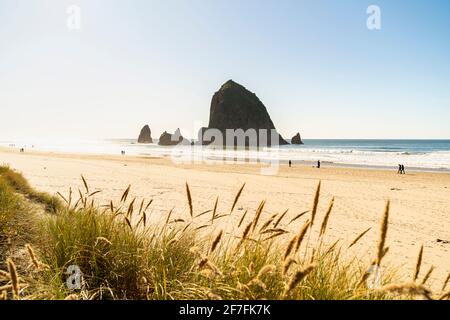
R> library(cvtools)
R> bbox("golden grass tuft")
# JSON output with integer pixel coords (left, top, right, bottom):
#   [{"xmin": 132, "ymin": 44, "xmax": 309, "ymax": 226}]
[
  {"xmin": 121, "ymin": 185, "xmax": 131, "ymax": 203},
  {"xmin": 230, "ymin": 183, "xmax": 245, "ymax": 214},
  {"xmin": 211, "ymin": 197, "xmax": 219, "ymax": 223},
  {"xmin": 81, "ymin": 175, "xmax": 89, "ymax": 194},
  {"xmin": 210, "ymin": 230, "xmax": 223, "ymax": 253},
  {"xmin": 294, "ymin": 220, "xmax": 311, "ymax": 253},
  {"xmin": 283, "ymin": 258, "xmax": 296, "ymax": 275},
  {"xmin": 251, "ymin": 200, "xmax": 266, "ymax": 232},
  {"xmin": 284, "ymin": 236, "xmax": 297, "ymax": 260},
  {"xmin": 288, "ymin": 210, "xmax": 308, "ymax": 225},
  {"xmin": 7, "ymin": 259, "xmax": 19, "ymax": 299},
  {"xmin": 348, "ymin": 227, "xmax": 371, "ymax": 249},
  {"xmin": 421, "ymin": 266, "xmax": 434, "ymax": 285},
  {"xmin": 413, "ymin": 245, "xmax": 424, "ymax": 282},
  {"xmin": 319, "ymin": 197, "xmax": 334, "ymax": 237},
  {"xmin": 283, "ymin": 264, "xmax": 316, "ymax": 298},
  {"xmin": 259, "ymin": 213, "xmax": 278, "ymax": 232},
  {"xmin": 185, "ymin": 183, "xmax": 193, "ymax": 218},
  {"xmin": 273, "ymin": 209, "xmax": 288, "ymax": 228},
  {"xmin": 375, "ymin": 201, "xmax": 390, "ymax": 266},
  {"xmin": 238, "ymin": 209, "xmax": 248, "ymax": 228},
  {"xmin": 241, "ymin": 221, "xmax": 253, "ymax": 240},
  {"xmin": 310, "ymin": 182, "xmax": 321, "ymax": 227},
  {"xmin": 256, "ymin": 265, "xmax": 276, "ymax": 279},
  {"xmin": 379, "ymin": 282, "xmax": 432, "ymax": 300},
  {"xmin": 25, "ymin": 244, "xmax": 41, "ymax": 270}
]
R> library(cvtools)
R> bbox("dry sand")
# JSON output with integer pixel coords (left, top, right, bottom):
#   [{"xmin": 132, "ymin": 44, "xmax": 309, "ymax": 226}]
[{"xmin": 1, "ymin": 147, "xmax": 449, "ymax": 290}]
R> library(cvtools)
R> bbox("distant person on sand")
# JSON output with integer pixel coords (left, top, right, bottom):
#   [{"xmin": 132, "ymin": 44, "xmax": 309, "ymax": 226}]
[
  {"xmin": 121, "ymin": 150, "xmax": 125, "ymax": 155},
  {"xmin": 398, "ymin": 164, "xmax": 406, "ymax": 174},
  {"xmin": 289, "ymin": 160, "xmax": 292, "ymax": 168},
  {"xmin": 317, "ymin": 160, "xmax": 321, "ymax": 169},
  {"xmin": 20, "ymin": 148, "xmax": 24, "ymax": 153}
]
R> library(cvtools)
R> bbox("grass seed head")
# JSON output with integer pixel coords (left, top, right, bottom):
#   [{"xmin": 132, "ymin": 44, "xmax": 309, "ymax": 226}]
[
  {"xmin": 7, "ymin": 259, "xmax": 19, "ymax": 299},
  {"xmin": 319, "ymin": 197, "xmax": 334, "ymax": 237},
  {"xmin": 210, "ymin": 230, "xmax": 223, "ymax": 253},
  {"xmin": 348, "ymin": 227, "xmax": 371, "ymax": 249},
  {"xmin": 230, "ymin": 183, "xmax": 245, "ymax": 214},
  {"xmin": 375, "ymin": 201, "xmax": 390, "ymax": 266},
  {"xmin": 283, "ymin": 264, "xmax": 316, "ymax": 298},
  {"xmin": 310, "ymin": 181, "xmax": 321, "ymax": 226},
  {"xmin": 413, "ymin": 245, "xmax": 424, "ymax": 282}
]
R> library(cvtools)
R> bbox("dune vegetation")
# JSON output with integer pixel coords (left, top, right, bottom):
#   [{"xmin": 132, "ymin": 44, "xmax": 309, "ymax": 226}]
[{"xmin": 0, "ymin": 165, "xmax": 449, "ymax": 300}]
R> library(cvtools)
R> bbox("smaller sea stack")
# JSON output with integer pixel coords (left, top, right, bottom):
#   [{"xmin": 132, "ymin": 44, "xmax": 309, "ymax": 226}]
[
  {"xmin": 138, "ymin": 125, "xmax": 153, "ymax": 143},
  {"xmin": 291, "ymin": 133, "xmax": 304, "ymax": 145}
]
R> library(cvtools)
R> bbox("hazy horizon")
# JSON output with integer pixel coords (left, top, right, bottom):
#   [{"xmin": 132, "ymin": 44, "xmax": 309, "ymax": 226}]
[{"xmin": 1, "ymin": 0, "xmax": 450, "ymax": 140}]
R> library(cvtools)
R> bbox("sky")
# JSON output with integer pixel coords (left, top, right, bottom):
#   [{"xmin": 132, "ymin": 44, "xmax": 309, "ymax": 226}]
[{"xmin": 0, "ymin": 0, "xmax": 449, "ymax": 140}]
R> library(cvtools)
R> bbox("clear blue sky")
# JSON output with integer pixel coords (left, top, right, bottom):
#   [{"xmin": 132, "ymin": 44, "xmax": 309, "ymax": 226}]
[{"xmin": 1, "ymin": 0, "xmax": 449, "ymax": 140}]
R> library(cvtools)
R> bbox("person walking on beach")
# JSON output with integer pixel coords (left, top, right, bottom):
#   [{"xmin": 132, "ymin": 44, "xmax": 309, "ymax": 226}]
[
  {"xmin": 401, "ymin": 164, "xmax": 406, "ymax": 174},
  {"xmin": 317, "ymin": 160, "xmax": 321, "ymax": 169},
  {"xmin": 397, "ymin": 164, "xmax": 402, "ymax": 174},
  {"xmin": 289, "ymin": 160, "xmax": 292, "ymax": 168}
]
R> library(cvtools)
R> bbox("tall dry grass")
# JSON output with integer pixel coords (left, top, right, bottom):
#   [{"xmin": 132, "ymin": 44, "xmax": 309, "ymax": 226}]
[
  {"xmin": 1, "ymin": 166, "xmax": 449, "ymax": 300},
  {"xmin": 0, "ymin": 165, "xmax": 61, "ymax": 213}
]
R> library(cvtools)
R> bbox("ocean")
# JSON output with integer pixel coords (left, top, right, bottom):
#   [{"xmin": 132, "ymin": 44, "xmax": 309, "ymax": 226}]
[{"xmin": 1, "ymin": 139, "xmax": 450, "ymax": 172}]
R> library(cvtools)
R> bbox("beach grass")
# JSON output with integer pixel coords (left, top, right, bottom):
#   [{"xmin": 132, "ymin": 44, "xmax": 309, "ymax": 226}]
[
  {"xmin": 0, "ymin": 166, "xmax": 62, "ymax": 213},
  {"xmin": 0, "ymin": 165, "xmax": 449, "ymax": 300}
]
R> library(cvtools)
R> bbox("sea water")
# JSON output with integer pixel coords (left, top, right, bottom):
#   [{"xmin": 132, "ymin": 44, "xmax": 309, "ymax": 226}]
[{"xmin": 1, "ymin": 139, "xmax": 450, "ymax": 172}]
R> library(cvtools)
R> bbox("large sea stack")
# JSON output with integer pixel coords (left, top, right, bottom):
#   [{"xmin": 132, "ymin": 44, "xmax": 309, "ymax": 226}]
[
  {"xmin": 202, "ymin": 80, "xmax": 288, "ymax": 147},
  {"xmin": 138, "ymin": 125, "xmax": 152, "ymax": 143}
]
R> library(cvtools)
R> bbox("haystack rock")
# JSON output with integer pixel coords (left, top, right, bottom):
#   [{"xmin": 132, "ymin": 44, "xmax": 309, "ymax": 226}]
[
  {"xmin": 202, "ymin": 80, "xmax": 288, "ymax": 147},
  {"xmin": 291, "ymin": 133, "xmax": 304, "ymax": 145},
  {"xmin": 138, "ymin": 125, "xmax": 152, "ymax": 143},
  {"xmin": 158, "ymin": 128, "xmax": 190, "ymax": 146}
]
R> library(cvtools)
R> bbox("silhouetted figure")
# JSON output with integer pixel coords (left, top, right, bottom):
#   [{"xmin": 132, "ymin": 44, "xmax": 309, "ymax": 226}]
[
  {"xmin": 20, "ymin": 148, "xmax": 24, "ymax": 153},
  {"xmin": 401, "ymin": 164, "xmax": 406, "ymax": 174},
  {"xmin": 317, "ymin": 160, "xmax": 321, "ymax": 169},
  {"xmin": 397, "ymin": 164, "xmax": 402, "ymax": 174},
  {"xmin": 121, "ymin": 150, "xmax": 125, "ymax": 155},
  {"xmin": 289, "ymin": 160, "xmax": 292, "ymax": 168}
]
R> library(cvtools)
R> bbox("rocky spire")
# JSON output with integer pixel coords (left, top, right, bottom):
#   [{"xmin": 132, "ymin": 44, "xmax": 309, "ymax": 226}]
[{"xmin": 138, "ymin": 125, "xmax": 152, "ymax": 143}]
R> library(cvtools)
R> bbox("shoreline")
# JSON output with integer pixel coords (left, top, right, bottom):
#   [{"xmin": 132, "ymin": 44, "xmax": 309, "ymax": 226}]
[{"xmin": 1, "ymin": 145, "xmax": 450, "ymax": 175}]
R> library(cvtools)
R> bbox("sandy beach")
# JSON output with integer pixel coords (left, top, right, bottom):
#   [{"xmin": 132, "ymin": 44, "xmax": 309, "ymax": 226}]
[{"xmin": 1, "ymin": 146, "xmax": 449, "ymax": 289}]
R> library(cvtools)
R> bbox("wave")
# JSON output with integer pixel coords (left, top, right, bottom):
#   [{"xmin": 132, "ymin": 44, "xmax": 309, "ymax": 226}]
[{"xmin": 2, "ymin": 140, "xmax": 450, "ymax": 170}]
